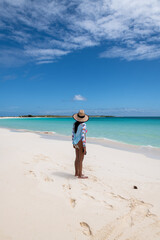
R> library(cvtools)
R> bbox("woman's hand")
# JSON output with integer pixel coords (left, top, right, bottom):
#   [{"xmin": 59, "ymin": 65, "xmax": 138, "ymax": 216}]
[{"xmin": 83, "ymin": 147, "xmax": 87, "ymax": 155}]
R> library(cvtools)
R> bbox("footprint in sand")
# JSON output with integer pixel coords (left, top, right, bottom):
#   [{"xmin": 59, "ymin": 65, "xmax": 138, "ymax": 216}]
[
  {"xmin": 70, "ymin": 198, "xmax": 76, "ymax": 208},
  {"xmin": 62, "ymin": 184, "xmax": 75, "ymax": 208},
  {"xmin": 84, "ymin": 193, "xmax": 113, "ymax": 209},
  {"xmin": 92, "ymin": 199, "xmax": 160, "ymax": 240},
  {"xmin": 25, "ymin": 170, "xmax": 36, "ymax": 177},
  {"xmin": 33, "ymin": 154, "xmax": 50, "ymax": 163},
  {"xmin": 80, "ymin": 222, "xmax": 92, "ymax": 236},
  {"xmin": 90, "ymin": 175, "xmax": 98, "ymax": 182},
  {"xmin": 103, "ymin": 201, "xmax": 114, "ymax": 209},
  {"xmin": 44, "ymin": 176, "xmax": 54, "ymax": 182},
  {"xmin": 29, "ymin": 170, "xmax": 36, "ymax": 175},
  {"xmin": 110, "ymin": 192, "xmax": 128, "ymax": 201},
  {"xmin": 40, "ymin": 173, "xmax": 54, "ymax": 182},
  {"xmin": 62, "ymin": 184, "xmax": 71, "ymax": 190},
  {"xmin": 84, "ymin": 193, "xmax": 95, "ymax": 200},
  {"xmin": 81, "ymin": 183, "xmax": 88, "ymax": 191}
]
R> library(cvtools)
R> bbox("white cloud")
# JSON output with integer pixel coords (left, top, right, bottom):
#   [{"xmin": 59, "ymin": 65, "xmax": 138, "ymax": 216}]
[
  {"xmin": 25, "ymin": 48, "xmax": 69, "ymax": 63},
  {"xmin": 0, "ymin": 49, "xmax": 26, "ymax": 67},
  {"xmin": 1, "ymin": 0, "xmax": 160, "ymax": 64},
  {"xmin": 36, "ymin": 60, "xmax": 54, "ymax": 65},
  {"xmin": 73, "ymin": 94, "xmax": 86, "ymax": 101},
  {"xmin": 100, "ymin": 43, "xmax": 160, "ymax": 60}
]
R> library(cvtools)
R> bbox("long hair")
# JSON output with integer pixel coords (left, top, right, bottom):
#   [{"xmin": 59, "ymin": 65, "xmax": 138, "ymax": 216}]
[{"xmin": 74, "ymin": 121, "xmax": 83, "ymax": 133}]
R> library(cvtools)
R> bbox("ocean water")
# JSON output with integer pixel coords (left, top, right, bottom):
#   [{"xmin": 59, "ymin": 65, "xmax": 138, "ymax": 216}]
[{"xmin": 0, "ymin": 117, "xmax": 160, "ymax": 148}]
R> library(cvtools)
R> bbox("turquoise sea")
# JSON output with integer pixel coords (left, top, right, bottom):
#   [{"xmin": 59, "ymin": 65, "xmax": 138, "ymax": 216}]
[{"xmin": 0, "ymin": 117, "xmax": 160, "ymax": 148}]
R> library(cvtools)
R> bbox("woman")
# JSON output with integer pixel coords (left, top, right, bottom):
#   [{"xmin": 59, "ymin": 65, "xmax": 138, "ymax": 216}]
[{"xmin": 72, "ymin": 110, "xmax": 89, "ymax": 179}]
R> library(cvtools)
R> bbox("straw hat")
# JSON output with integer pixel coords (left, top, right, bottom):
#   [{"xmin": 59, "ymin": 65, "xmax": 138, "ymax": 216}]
[{"xmin": 73, "ymin": 110, "xmax": 89, "ymax": 122}]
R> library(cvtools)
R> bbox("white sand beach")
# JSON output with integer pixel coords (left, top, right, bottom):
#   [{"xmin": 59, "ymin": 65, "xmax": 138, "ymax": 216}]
[
  {"xmin": 0, "ymin": 127, "xmax": 160, "ymax": 240},
  {"xmin": 0, "ymin": 117, "xmax": 20, "ymax": 119}
]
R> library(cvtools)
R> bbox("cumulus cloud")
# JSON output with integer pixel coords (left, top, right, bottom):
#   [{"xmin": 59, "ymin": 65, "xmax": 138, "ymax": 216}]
[
  {"xmin": 73, "ymin": 94, "xmax": 86, "ymax": 101},
  {"xmin": 1, "ymin": 0, "xmax": 160, "ymax": 65}
]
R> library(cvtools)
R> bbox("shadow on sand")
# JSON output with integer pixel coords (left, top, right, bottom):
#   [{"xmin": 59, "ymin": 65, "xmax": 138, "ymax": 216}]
[{"xmin": 52, "ymin": 171, "xmax": 76, "ymax": 179}]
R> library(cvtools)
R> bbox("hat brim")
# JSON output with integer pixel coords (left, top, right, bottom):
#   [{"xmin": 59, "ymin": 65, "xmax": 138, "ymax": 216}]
[{"xmin": 72, "ymin": 113, "xmax": 89, "ymax": 122}]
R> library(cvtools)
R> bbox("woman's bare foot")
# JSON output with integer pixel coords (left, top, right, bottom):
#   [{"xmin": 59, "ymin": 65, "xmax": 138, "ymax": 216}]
[
  {"xmin": 75, "ymin": 174, "xmax": 84, "ymax": 177},
  {"xmin": 78, "ymin": 175, "xmax": 88, "ymax": 179}
]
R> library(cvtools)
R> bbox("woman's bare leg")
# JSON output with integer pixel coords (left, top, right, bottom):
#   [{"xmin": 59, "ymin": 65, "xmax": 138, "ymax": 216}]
[
  {"xmin": 75, "ymin": 148, "xmax": 79, "ymax": 176},
  {"xmin": 78, "ymin": 141, "xmax": 88, "ymax": 178}
]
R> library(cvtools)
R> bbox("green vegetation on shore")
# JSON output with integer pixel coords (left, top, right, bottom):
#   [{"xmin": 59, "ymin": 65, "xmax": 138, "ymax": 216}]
[{"xmin": 19, "ymin": 114, "xmax": 115, "ymax": 118}]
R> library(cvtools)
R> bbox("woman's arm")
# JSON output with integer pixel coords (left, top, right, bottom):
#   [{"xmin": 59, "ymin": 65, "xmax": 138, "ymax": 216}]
[
  {"xmin": 72, "ymin": 124, "xmax": 74, "ymax": 146},
  {"xmin": 81, "ymin": 123, "xmax": 87, "ymax": 154}
]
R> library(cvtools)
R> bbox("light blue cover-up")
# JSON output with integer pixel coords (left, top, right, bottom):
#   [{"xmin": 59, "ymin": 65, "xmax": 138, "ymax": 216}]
[{"xmin": 72, "ymin": 123, "xmax": 87, "ymax": 147}]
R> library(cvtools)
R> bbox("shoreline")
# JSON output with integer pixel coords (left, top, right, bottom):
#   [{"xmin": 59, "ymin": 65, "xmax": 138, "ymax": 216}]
[
  {"xmin": 0, "ymin": 117, "xmax": 160, "ymax": 150},
  {"xmin": 0, "ymin": 116, "xmax": 160, "ymax": 119},
  {"xmin": 0, "ymin": 116, "xmax": 115, "ymax": 119},
  {"xmin": 1, "ymin": 126, "xmax": 160, "ymax": 160}
]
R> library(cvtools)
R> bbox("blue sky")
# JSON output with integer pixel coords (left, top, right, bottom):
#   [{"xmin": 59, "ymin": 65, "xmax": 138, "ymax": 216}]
[{"xmin": 0, "ymin": 0, "xmax": 160, "ymax": 116}]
